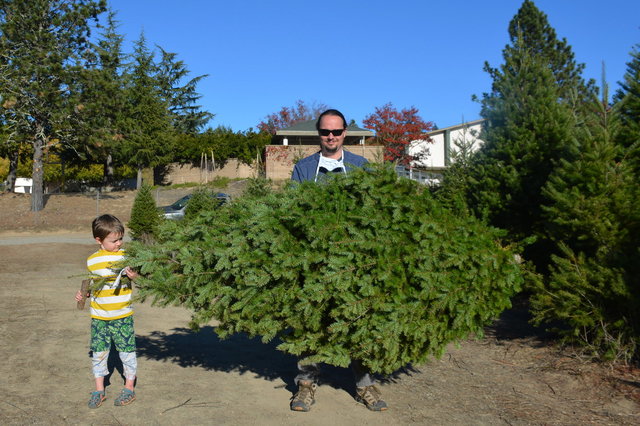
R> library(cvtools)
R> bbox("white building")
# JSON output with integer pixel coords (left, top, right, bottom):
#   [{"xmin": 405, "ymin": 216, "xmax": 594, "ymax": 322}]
[
  {"xmin": 13, "ymin": 177, "xmax": 33, "ymax": 193},
  {"xmin": 397, "ymin": 119, "xmax": 485, "ymax": 185}
]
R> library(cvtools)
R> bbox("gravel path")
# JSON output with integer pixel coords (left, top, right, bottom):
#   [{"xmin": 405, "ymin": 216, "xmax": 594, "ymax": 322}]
[{"xmin": 0, "ymin": 231, "xmax": 130, "ymax": 245}]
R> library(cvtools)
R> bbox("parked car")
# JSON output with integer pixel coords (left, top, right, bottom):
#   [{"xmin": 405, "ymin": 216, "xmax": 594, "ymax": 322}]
[{"xmin": 160, "ymin": 192, "xmax": 231, "ymax": 220}]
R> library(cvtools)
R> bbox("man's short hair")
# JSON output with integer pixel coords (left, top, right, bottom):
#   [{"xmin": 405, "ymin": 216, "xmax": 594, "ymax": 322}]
[
  {"xmin": 316, "ymin": 109, "xmax": 347, "ymax": 131},
  {"xmin": 92, "ymin": 214, "xmax": 125, "ymax": 240}
]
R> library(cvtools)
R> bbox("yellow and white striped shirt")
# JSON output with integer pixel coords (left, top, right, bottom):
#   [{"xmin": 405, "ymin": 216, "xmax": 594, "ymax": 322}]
[{"xmin": 86, "ymin": 249, "xmax": 133, "ymax": 320}]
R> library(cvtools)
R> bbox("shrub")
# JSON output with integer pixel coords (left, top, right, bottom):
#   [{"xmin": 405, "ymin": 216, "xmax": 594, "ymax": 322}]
[
  {"xmin": 206, "ymin": 176, "xmax": 231, "ymax": 189},
  {"xmin": 128, "ymin": 184, "xmax": 161, "ymax": 244},
  {"xmin": 531, "ymin": 245, "xmax": 639, "ymax": 362},
  {"xmin": 242, "ymin": 176, "xmax": 272, "ymax": 198},
  {"xmin": 183, "ymin": 187, "xmax": 226, "ymax": 220}
]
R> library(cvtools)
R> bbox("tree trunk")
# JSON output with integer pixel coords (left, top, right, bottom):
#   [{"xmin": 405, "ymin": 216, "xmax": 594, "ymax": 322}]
[
  {"xmin": 7, "ymin": 150, "xmax": 19, "ymax": 192},
  {"xmin": 136, "ymin": 166, "xmax": 143, "ymax": 189},
  {"xmin": 31, "ymin": 134, "xmax": 45, "ymax": 212},
  {"xmin": 103, "ymin": 153, "xmax": 114, "ymax": 186}
]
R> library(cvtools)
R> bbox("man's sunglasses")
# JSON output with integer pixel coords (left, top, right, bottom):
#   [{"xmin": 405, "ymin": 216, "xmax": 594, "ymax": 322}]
[{"xmin": 318, "ymin": 128, "xmax": 345, "ymax": 137}]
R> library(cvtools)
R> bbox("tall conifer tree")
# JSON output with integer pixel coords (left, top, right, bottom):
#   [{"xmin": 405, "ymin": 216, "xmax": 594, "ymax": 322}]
[
  {"xmin": 613, "ymin": 43, "xmax": 640, "ymax": 172},
  {"xmin": 0, "ymin": 111, "xmax": 23, "ymax": 191},
  {"xmin": 504, "ymin": 0, "xmax": 594, "ymax": 107},
  {"xmin": 532, "ymin": 82, "xmax": 640, "ymax": 361},
  {"xmin": 73, "ymin": 9, "xmax": 127, "ymax": 185},
  {"xmin": 122, "ymin": 32, "xmax": 172, "ymax": 188},
  {"xmin": 458, "ymin": 1, "xmax": 592, "ymax": 264},
  {"xmin": 470, "ymin": 44, "xmax": 575, "ymax": 247},
  {"xmin": 0, "ymin": 0, "xmax": 106, "ymax": 211},
  {"xmin": 156, "ymin": 46, "xmax": 213, "ymax": 134}
]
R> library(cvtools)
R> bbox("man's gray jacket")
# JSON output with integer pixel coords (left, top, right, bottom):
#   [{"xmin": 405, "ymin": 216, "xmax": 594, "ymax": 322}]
[{"xmin": 291, "ymin": 150, "xmax": 368, "ymax": 183}]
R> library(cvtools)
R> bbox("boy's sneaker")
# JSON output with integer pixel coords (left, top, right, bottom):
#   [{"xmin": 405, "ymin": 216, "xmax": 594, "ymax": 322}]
[
  {"xmin": 88, "ymin": 390, "xmax": 106, "ymax": 409},
  {"xmin": 356, "ymin": 385, "xmax": 388, "ymax": 411},
  {"xmin": 114, "ymin": 388, "xmax": 136, "ymax": 406},
  {"xmin": 290, "ymin": 380, "xmax": 317, "ymax": 412}
]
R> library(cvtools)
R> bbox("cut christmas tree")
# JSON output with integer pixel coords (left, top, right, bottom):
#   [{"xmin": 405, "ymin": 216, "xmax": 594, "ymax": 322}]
[{"xmin": 127, "ymin": 166, "xmax": 523, "ymax": 374}]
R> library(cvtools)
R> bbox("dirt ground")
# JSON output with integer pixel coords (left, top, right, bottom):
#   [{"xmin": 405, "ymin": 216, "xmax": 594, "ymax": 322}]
[{"xmin": 0, "ymin": 187, "xmax": 639, "ymax": 425}]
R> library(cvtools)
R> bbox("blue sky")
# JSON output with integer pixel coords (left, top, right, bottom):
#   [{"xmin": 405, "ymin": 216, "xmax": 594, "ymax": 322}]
[{"xmin": 106, "ymin": 0, "xmax": 639, "ymax": 131}]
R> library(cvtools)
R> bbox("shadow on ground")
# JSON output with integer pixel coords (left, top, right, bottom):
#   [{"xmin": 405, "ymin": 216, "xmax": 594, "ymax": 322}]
[
  {"xmin": 485, "ymin": 294, "xmax": 556, "ymax": 346},
  {"xmin": 135, "ymin": 326, "xmax": 364, "ymax": 395},
  {"xmin": 133, "ymin": 296, "xmax": 560, "ymax": 397}
]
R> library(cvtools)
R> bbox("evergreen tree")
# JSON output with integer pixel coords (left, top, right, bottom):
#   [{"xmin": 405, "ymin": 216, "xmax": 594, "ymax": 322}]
[
  {"xmin": 242, "ymin": 176, "xmax": 272, "ymax": 198},
  {"xmin": 121, "ymin": 32, "xmax": 172, "ymax": 188},
  {"xmin": 73, "ymin": 9, "xmax": 127, "ymax": 185},
  {"xmin": 0, "ymin": 0, "xmax": 107, "ymax": 211},
  {"xmin": 455, "ymin": 1, "xmax": 595, "ymax": 266},
  {"xmin": 503, "ymin": 0, "xmax": 594, "ymax": 107},
  {"xmin": 469, "ymin": 45, "xmax": 575, "ymax": 250},
  {"xmin": 128, "ymin": 183, "xmax": 161, "ymax": 244},
  {"xmin": 0, "ymin": 111, "xmax": 22, "ymax": 191},
  {"xmin": 532, "ymin": 84, "xmax": 640, "ymax": 361},
  {"xmin": 183, "ymin": 187, "xmax": 224, "ymax": 221},
  {"xmin": 173, "ymin": 126, "xmax": 271, "ymax": 169},
  {"xmin": 173, "ymin": 125, "xmax": 235, "ymax": 166},
  {"xmin": 156, "ymin": 46, "xmax": 213, "ymax": 134},
  {"xmin": 613, "ymin": 43, "xmax": 640, "ymax": 172},
  {"xmin": 232, "ymin": 127, "xmax": 272, "ymax": 166}
]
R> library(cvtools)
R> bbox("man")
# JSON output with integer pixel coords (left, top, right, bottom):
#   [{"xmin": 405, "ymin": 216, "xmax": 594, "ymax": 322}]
[
  {"xmin": 289, "ymin": 109, "xmax": 388, "ymax": 412},
  {"xmin": 291, "ymin": 109, "xmax": 368, "ymax": 183}
]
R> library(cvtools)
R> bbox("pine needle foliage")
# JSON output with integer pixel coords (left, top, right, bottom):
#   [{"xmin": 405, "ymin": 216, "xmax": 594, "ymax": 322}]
[
  {"xmin": 183, "ymin": 187, "xmax": 224, "ymax": 221},
  {"xmin": 242, "ymin": 176, "xmax": 273, "ymax": 198},
  {"xmin": 471, "ymin": 43, "xmax": 575, "ymax": 246},
  {"xmin": 505, "ymin": 0, "xmax": 594, "ymax": 106},
  {"xmin": 531, "ymin": 87, "xmax": 640, "ymax": 361},
  {"xmin": 613, "ymin": 42, "xmax": 640, "ymax": 174},
  {"xmin": 128, "ymin": 184, "xmax": 161, "ymax": 244},
  {"xmin": 127, "ymin": 165, "xmax": 523, "ymax": 374},
  {"xmin": 459, "ymin": 0, "xmax": 595, "ymax": 266}
]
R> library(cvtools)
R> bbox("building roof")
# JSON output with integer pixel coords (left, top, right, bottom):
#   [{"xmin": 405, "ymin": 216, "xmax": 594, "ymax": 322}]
[
  {"xmin": 276, "ymin": 119, "xmax": 374, "ymax": 137},
  {"xmin": 427, "ymin": 119, "xmax": 485, "ymax": 136}
]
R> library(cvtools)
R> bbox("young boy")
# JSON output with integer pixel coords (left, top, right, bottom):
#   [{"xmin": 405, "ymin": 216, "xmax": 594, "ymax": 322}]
[{"xmin": 75, "ymin": 214, "xmax": 139, "ymax": 409}]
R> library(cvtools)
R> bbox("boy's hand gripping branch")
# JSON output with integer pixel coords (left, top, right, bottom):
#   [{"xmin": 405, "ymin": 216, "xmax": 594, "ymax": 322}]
[{"xmin": 77, "ymin": 279, "xmax": 91, "ymax": 310}]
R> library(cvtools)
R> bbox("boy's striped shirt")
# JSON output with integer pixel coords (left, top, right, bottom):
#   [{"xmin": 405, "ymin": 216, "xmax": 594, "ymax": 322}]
[{"xmin": 86, "ymin": 249, "xmax": 133, "ymax": 320}]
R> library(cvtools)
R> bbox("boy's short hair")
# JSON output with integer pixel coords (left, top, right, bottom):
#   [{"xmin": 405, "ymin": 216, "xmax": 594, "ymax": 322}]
[{"xmin": 92, "ymin": 214, "xmax": 125, "ymax": 240}]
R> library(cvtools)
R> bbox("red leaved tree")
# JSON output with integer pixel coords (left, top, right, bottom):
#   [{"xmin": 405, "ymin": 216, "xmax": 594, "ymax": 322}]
[
  {"xmin": 363, "ymin": 103, "xmax": 433, "ymax": 165},
  {"xmin": 257, "ymin": 100, "xmax": 329, "ymax": 134}
]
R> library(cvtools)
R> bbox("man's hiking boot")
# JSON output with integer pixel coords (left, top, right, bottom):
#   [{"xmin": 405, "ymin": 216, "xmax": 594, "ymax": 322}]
[
  {"xmin": 356, "ymin": 385, "xmax": 388, "ymax": 411},
  {"xmin": 290, "ymin": 380, "xmax": 317, "ymax": 412}
]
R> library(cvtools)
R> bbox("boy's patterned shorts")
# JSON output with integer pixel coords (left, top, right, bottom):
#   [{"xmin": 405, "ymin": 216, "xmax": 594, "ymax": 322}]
[{"xmin": 90, "ymin": 316, "xmax": 136, "ymax": 352}]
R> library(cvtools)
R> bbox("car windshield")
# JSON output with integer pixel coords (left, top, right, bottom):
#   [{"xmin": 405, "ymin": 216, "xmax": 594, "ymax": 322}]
[{"xmin": 170, "ymin": 195, "xmax": 191, "ymax": 210}]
